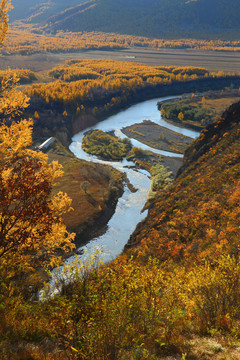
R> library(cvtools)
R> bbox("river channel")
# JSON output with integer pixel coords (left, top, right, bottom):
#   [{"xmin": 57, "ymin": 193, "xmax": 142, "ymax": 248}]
[{"xmin": 65, "ymin": 96, "xmax": 200, "ymax": 266}]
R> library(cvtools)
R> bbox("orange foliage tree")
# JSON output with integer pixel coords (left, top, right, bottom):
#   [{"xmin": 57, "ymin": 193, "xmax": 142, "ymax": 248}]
[
  {"xmin": 0, "ymin": 2, "xmax": 75, "ymax": 295},
  {"xmin": 0, "ymin": 0, "xmax": 11, "ymax": 48},
  {"xmin": 0, "ymin": 120, "xmax": 75, "ymax": 268}
]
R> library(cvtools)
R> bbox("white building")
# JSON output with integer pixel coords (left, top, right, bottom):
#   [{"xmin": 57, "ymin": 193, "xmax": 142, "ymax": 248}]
[{"xmin": 38, "ymin": 137, "xmax": 56, "ymax": 150}]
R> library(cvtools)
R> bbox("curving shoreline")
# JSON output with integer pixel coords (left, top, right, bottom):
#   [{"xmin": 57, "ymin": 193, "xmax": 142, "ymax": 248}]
[{"xmin": 67, "ymin": 95, "xmax": 200, "ymax": 264}]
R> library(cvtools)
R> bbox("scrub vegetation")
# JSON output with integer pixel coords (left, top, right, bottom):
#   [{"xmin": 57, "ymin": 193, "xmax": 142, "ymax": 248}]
[
  {"xmin": 160, "ymin": 89, "xmax": 240, "ymax": 129},
  {"xmin": 81, "ymin": 130, "xmax": 132, "ymax": 161}
]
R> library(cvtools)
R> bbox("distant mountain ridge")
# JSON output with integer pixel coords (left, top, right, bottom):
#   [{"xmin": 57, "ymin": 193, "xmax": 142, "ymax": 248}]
[{"xmin": 10, "ymin": 0, "xmax": 240, "ymax": 40}]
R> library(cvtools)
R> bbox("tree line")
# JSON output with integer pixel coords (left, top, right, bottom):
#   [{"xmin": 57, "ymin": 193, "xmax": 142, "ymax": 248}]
[{"xmin": 6, "ymin": 26, "xmax": 240, "ymax": 56}]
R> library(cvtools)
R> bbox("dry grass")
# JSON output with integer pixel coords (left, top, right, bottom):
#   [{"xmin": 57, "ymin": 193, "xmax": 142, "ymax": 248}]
[
  {"xmin": 2, "ymin": 47, "xmax": 240, "ymax": 73},
  {"xmin": 184, "ymin": 335, "xmax": 240, "ymax": 360},
  {"xmin": 194, "ymin": 96, "xmax": 240, "ymax": 117},
  {"xmin": 47, "ymin": 141, "xmax": 123, "ymax": 236},
  {"xmin": 204, "ymin": 96, "xmax": 240, "ymax": 115}
]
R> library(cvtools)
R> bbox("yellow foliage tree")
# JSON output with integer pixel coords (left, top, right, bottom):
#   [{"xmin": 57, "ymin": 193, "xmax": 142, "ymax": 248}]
[
  {"xmin": 178, "ymin": 112, "xmax": 184, "ymax": 121},
  {"xmin": 0, "ymin": 0, "xmax": 11, "ymax": 48},
  {"xmin": 0, "ymin": 2, "xmax": 75, "ymax": 295},
  {"xmin": 0, "ymin": 70, "xmax": 29, "ymax": 121},
  {"xmin": 34, "ymin": 110, "xmax": 39, "ymax": 119},
  {"xmin": 0, "ymin": 120, "xmax": 75, "ymax": 264},
  {"xmin": 0, "ymin": 120, "xmax": 76, "ymax": 297}
]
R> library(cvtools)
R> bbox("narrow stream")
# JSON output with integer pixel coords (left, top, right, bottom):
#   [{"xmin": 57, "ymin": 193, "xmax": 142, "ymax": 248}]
[{"xmin": 66, "ymin": 96, "xmax": 199, "ymax": 265}]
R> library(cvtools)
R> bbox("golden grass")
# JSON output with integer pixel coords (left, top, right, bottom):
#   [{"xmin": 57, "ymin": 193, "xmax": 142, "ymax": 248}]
[
  {"xmin": 47, "ymin": 141, "xmax": 123, "ymax": 233},
  {"xmin": 203, "ymin": 97, "xmax": 240, "ymax": 114}
]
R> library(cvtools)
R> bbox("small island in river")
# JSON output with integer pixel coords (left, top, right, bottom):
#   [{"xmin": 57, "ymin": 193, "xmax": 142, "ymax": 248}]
[{"xmin": 121, "ymin": 120, "xmax": 193, "ymax": 154}]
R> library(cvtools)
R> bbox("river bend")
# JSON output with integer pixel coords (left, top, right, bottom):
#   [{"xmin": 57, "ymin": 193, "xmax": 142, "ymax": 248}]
[{"xmin": 66, "ymin": 96, "xmax": 199, "ymax": 265}]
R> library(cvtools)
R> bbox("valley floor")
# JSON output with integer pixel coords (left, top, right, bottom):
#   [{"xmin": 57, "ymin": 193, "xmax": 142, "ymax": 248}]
[{"xmin": 1, "ymin": 47, "xmax": 240, "ymax": 73}]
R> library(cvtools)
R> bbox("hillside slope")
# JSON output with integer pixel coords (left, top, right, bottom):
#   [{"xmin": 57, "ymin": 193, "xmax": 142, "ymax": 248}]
[
  {"xmin": 10, "ymin": 0, "xmax": 86, "ymax": 23},
  {"xmin": 11, "ymin": 0, "xmax": 240, "ymax": 40},
  {"xmin": 127, "ymin": 99, "xmax": 240, "ymax": 263},
  {"xmin": 3, "ymin": 100, "xmax": 240, "ymax": 359}
]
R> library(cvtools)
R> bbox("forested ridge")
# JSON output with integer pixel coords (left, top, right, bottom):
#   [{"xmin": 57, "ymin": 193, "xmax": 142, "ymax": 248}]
[
  {"xmin": 10, "ymin": 0, "xmax": 240, "ymax": 40},
  {"xmin": 22, "ymin": 59, "xmax": 240, "ymax": 145}
]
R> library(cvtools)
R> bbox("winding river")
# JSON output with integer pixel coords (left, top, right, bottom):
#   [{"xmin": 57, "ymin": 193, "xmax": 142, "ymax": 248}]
[
  {"xmin": 43, "ymin": 96, "xmax": 200, "ymax": 295},
  {"xmin": 64, "ymin": 96, "xmax": 200, "ymax": 266}
]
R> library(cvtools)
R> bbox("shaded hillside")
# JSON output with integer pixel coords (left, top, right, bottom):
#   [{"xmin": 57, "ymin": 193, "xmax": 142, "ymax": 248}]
[
  {"xmin": 43, "ymin": 0, "xmax": 240, "ymax": 40},
  {"xmin": 127, "ymin": 99, "xmax": 240, "ymax": 263},
  {"xmin": 178, "ymin": 100, "xmax": 240, "ymax": 175},
  {"xmin": 10, "ymin": 0, "xmax": 86, "ymax": 23},
  {"xmin": 12, "ymin": 0, "xmax": 240, "ymax": 40}
]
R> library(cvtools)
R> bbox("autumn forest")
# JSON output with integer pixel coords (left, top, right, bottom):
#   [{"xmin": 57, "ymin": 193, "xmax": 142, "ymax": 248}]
[{"xmin": 2, "ymin": 0, "xmax": 240, "ymax": 359}]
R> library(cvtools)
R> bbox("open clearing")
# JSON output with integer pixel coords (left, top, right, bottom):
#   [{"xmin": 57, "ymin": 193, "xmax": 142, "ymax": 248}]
[{"xmin": 1, "ymin": 47, "xmax": 240, "ymax": 73}]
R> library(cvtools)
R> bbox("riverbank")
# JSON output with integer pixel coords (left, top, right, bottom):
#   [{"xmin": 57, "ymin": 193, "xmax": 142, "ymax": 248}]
[
  {"xmin": 29, "ymin": 74, "xmax": 240, "ymax": 146},
  {"xmin": 46, "ymin": 107, "xmax": 185, "ymax": 256},
  {"xmin": 44, "ymin": 87, "xmax": 237, "ymax": 261},
  {"xmin": 22, "ymin": 56, "xmax": 240, "ymax": 146},
  {"xmin": 67, "ymin": 94, "xmax": 199, "ymax": 263},
  {"xmin": 158, "ymin": 88, "xmax": 240, "ymax": 131},
  {"xmin": 47, "ymin": 140, "xmax": 125, "ymax": 249}
]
